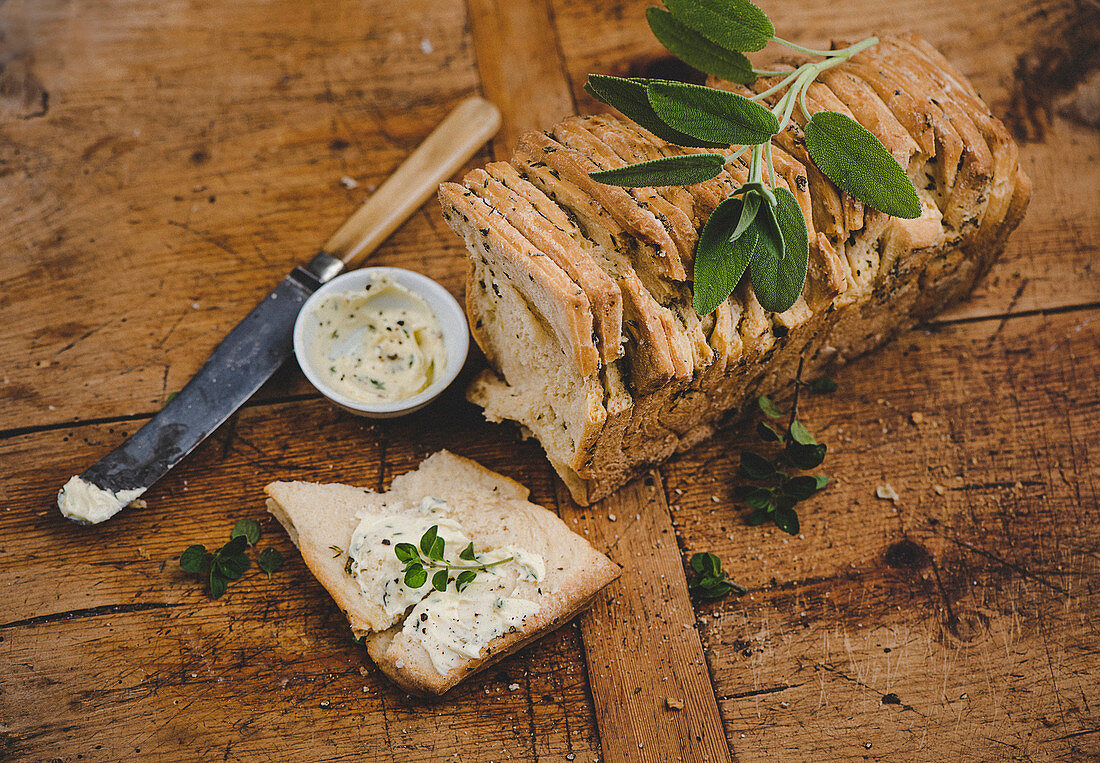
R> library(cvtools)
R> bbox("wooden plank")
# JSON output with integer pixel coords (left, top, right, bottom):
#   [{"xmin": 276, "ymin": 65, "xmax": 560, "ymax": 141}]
[
  {"xmin": 0, "ymin": 394, "xmax": 602, "ymax": 760},
  {"xmin": 465, "ymin": 3, "xmax": 732, "ymax": 760},
  {"xmin": 659, "ymin": 309, "xmax": 1100, "ymax": 758},
  {"xmin": 556, "ymin": 477, "xmax": 732, "ymax": 763},
  {"xmin": 549, "ymin": 0, "xmax": 1100, "ymax": 322},
  {"xmin": 466, "ymin": 0, "xmax": 576, "ymax": 158},
  {"xmin": 0, "ymin": 0, "xmax": 481, "ymax": 431}
]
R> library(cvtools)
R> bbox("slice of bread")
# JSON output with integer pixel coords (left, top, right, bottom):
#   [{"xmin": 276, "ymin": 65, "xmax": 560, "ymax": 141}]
[{"xmin": 265, "ymin": 450, "xmax": 619, "ymax": 695}]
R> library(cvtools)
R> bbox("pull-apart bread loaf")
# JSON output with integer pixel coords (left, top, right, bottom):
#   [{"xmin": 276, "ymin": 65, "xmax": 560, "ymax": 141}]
[
  {"xmin": 265, "ymin": 451, "xmax": 619, "ymax": 695},
  {"xmin": 439, "ymin": 34, "xmax": 1030, "ymax": 505}
]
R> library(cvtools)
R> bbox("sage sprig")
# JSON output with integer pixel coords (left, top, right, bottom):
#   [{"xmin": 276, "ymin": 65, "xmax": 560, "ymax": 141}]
[
  {"xmin": 586, "ymin": 0, "xmax": 921, "ymax": 316},
  {"xmin": 394, "ymin": 525, "xmax": 514, "ymax": 594}
]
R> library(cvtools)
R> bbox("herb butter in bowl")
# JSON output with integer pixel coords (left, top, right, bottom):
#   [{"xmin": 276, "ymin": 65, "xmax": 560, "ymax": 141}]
[{"xmin": 293, "ymin": 267, "xmax": 468, "ymax": 418}]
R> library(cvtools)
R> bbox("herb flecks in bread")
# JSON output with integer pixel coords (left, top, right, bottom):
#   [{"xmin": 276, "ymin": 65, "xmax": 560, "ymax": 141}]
[
  {"xmin": 264, "ymin": 451, "xmax": 619, "ymax": 696},
  {"xmin": 440, "ymin": 27, "xmax": 1029, "ymax": 505}
]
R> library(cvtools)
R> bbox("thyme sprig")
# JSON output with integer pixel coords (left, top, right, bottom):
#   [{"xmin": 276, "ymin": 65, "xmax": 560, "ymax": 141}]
[
  {"xmin": 394, "ymin": 525, "xmax": 514, "ymax": 593},
  {"xmin": 736, "ymin": 360, "xmax": 836, "ymax": 535},
  {"xmin": 585, "ymin": 0, "xmax": 921, "ymax": 316},
  {"xmin": 180, "ymin": 519, "xmax": 284, "ymax": 599}
]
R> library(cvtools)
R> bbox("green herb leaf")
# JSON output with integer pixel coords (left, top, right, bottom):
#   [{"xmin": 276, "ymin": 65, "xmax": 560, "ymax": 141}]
[
  {"xmin": 786, "ymin": 441, "xmax": 827, "ymax": 469},
  {"xmin": 432, "ymin": 569, "xmax": 449, "ymax": 592},
  {"xmin": 810, "ymin": 377, "xmax": 838, "ymax": 394},
  {"xmin": 740, "ymin": 450, "xmax": 776, "ymax": 479},
  {"xmin": 647, "ymin": 81, "xmax": 778, "ymax": 145},
  {"xmin": 420, "ymin": 525, "xmax": 439, "ymax": 557},
  {"xmin": 214, "ymin": 551, "xmax": 249, "ymax": 581},
  {"xmin": 209, "ymin": 571, "xmax": 228, "ymax": 600},
  {"xmin": 789, "ymin": 419, "xmax": 816, "ymax": 445},
  {"xmin": 394, "ymin": 542, "xmax": 419, "ymax": 563},
  {"xmin": 455, "ymin": 570, "xmax": 477, "ymax": 592},
  {"xmin": 803, "ymin": 111, "xmax": 921, "ymax": 219},
  {"xmin": 590, "ymin": 153, "xmax": 725, "ymax": 187},
  {"xmin": 663, "ymin": 0, "xmax": 774, "ymax": 52},
  {"xmin": 758, "ymin": 395, "xmax": 783, "ymax": 419},
  {"xmin": 687, "ymin": 552, "xmax": 745, "ymax": 599},
  {"xmin": 585, "ymin": 75, "xmax": 727, "ymax": 148},
  {"xmin": 746, "ymin": 507, "xmax": 771, "ymax": 525},
  {"xmin": 757, "ymin": 421, "xmax": 785, "ymax": 442},
  {"xmin": 230, "ymin": 518, "xmax": 261, "ymax": 547},
  {"xmin": 782, "ymin": 475, "xmax": 820, "ymax": 500},
  {"xmin": 692, "ymin": 195, "xmax": 760, "ymax": 314},
  {"xmin": 429, "ymin": 535, "xmax": 446, "ymax": 562},
  {"xmin": 730, "ymin": 190, "xmax": 761, "ymax": 241},
  {"xmin": 813, "ymin": 475, "xmax": 830, "ymax": 490},
  {"xmin": 459, "ymin": 542, "xmax": 477, "ymax": 562},
  {"xmin": 258, "ymin": 547, "xmax": 284, "ymax": 575},
  {"xmin": 404, "ymin": 564, "xmax": 427, "ymax": 589},
  {"xmin": 180, "ymin": 544, "xmax": 210, "ymax": 574},
  {"xmin": 221, "ymin": 535, "xmax": 249, "ymax": 557},
  {"xmin": 646, "ymin": 6, "xmax": 755, "ymax": 84},
  {"xmin": 747, "ymin": 186, "xmax": 809, "ymax": 313},
  {"xmin": 745, "ymin": 488, "xmax": 774, "ymax": 510},
  {"xmin": 773, "ymin": 506, "xmax": 800, "ymax": 535}
]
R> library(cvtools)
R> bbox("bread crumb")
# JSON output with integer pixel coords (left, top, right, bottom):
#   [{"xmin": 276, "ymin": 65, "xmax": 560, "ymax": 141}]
[
  {"xmin": 420, "ymin": 38, "xmax": 434, "ymax": 54},
  {"xmin": 340, "ymin": 176, "xmax": 359, "ymax": 189},
  {"xmin": 910, "ymin": 411, "xmax": 926, "ymax": 425},
  {"xmin": 711, "ymin": 495, "xmax": 719, "ymax": 503},
  {"xmin": 359, "ymin": 666, "xmax": 370, "ymax": 677},
  {"xmin": 508, "ymin": 683, "xmax": 520, "ymax": 691},
  {"xmin": 666, "ymin": 697, "xmax": 684, "ymax": 710},
  {"xmin": 608, "ymin": 513, "xmax": 617, "ymax": 522},
  {"xmin": 933, "ymin": 484, "xmax": 946, "ymax": 496},
  {"xmin": 319, "ymin": 700, "xmax": 331, "ymax": 708},
  {"xmin": 129, "ymin": 499, "xmax": 148, "ymax": 509},
  {"xmin": 876, "ymin": 484, "xmax": 899, "ymax": 502}
]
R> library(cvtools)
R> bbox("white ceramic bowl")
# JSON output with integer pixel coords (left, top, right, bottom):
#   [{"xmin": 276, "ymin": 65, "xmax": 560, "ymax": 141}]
[{"xmin": 293, "ymin": 267, "xmax": 469, "ymax": 418}]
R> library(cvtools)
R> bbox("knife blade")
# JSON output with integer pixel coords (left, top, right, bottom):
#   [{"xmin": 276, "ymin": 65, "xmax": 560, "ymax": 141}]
[{"xmin": 58, "ymin": 96, "xmax": 501, "ymax": 524}]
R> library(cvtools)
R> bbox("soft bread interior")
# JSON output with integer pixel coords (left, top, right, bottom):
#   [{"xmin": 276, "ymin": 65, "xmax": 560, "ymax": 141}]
[{"xmin": 265, "ymin": 450, "xmax": 619, "ymax": 695}]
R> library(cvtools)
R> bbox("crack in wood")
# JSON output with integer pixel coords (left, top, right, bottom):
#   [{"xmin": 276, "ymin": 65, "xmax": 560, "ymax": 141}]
[{"xmin": 0, "ymin": 602, "xmax": 178, "ymax": 630}]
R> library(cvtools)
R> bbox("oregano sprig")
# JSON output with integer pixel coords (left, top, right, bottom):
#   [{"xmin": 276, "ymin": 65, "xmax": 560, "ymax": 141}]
[
  {"xmin": 687, "ymin": 552, "xmax": 747, "ymax": 600},
  {"xmin": 180, "ymin": 519, "xmax": 283, "ymax": 599},
  {"xmin": 735, "ymin": 360, "xmax": 836, "ymax": 535},
  {"xmin": 585, "ymin": 0, "xmax": 921, "ymax": 316},
  {"xmin": 394, "ymin": 526, "xmax": 514, "ymax": 594}
]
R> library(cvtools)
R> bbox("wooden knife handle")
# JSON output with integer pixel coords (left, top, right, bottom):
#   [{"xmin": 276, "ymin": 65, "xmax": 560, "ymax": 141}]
[{"xmin": 321, "ymin": 95, "xmax": 501, "ymax": 268}]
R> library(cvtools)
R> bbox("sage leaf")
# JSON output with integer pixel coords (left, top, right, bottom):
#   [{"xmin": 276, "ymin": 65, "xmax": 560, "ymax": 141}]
[
  {"xmin": 432, "ymin": 569, "xmax": 449, "ymax": 592},
  {"xmin": 803, "ymin": 111, "xmax": 921, "ymax": 219},
  {"xmin": 589, "ymin": 153, "xmax": 725, "ymax": 187},
  {"xmin": 647, "ymin": 81, "xmax": 778, "ymax": 145},
  {"xmin": 693, "ymin": 195, "xmax": 762, "ymax": 314},
  {"xmin": 258, "ymin": 547, "xmax": 284, "ymax": 575},
  {"xmin": 664, "ymin": 0, "xmax": 774, "ymax": 52},
  {"xmin": 730, "ymin": 190, "xmax": 761, "ymax": 241},
  {"xmin": 230, "ymin": 518, "xmax": 261, "ymax": 546},
  {"xmin": 646, "ymin": 7, "xmax": 755, "ymax": 84},
  {"xmin": 585, "ymin": 75, "xmax": 727, "ymax": 148},
  {"xmin": 747, "ymin": 186, "xmax": 808, "ymax": 313},
  {"xmin": 180, "ymin": 544, "xmax": 210, "ymax": 574}
]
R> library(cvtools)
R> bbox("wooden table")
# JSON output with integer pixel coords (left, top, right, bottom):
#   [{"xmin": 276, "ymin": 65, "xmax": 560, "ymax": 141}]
[{"xmin": 2, "ymin": 0, "xmax": 1097, "ymax": 760}]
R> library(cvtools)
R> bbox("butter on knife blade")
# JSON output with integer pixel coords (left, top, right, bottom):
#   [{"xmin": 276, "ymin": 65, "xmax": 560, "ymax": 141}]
[{"xmin": 56, "ymin": 96, "xmax": 501, "ymax": 524}]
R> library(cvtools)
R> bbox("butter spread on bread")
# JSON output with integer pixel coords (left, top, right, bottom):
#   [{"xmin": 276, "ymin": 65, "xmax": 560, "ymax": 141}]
[
  {"xmin": 265, "ymin": 450, "xmax": 619, "ymax": 695},
  {"xmin": 439, "ymin": 33, "xmax": 1030, "ymax": 506}
]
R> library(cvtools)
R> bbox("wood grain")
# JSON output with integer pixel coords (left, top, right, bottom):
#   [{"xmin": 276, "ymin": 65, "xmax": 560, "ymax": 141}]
[
  {"xmin": 1, "ymin": 0, "xmax": 1098, "ymax": 759},
  {"xmin": 661, "ymin": 309, "xmax": 1100, "ymax": 758},
  {"xmin": 555, "ymin": 477, "xmax": 732, "ymax": 763}
]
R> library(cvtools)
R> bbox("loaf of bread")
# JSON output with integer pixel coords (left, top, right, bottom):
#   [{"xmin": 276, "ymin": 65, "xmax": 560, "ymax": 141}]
[
  {"xmin": 265, "ymin": 450, "xmax": 619, "ymax": 695},
  {"xmin": 438, "ymin": 33, "xmax": 1029, "ymax": 506}
]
